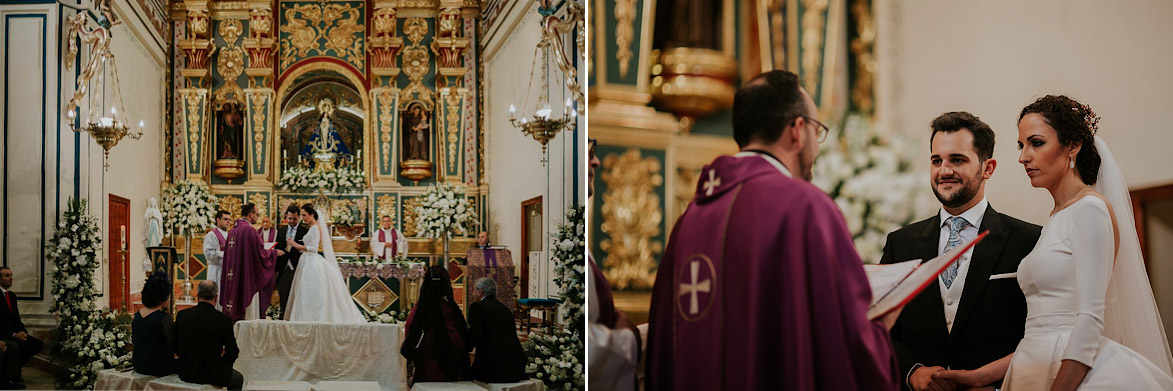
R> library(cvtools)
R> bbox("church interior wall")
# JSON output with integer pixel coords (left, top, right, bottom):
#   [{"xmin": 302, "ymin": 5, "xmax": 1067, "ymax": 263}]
[
  {"xmin": 0, "ymin": 0, "xmax": 165, "ymax": 324},
  {"xmin": 484, "ymin": 0, "xmax": 581, "ymax": 301},
  {"xmin": 876, "ymin": 0, "xmax": 1173, "ymax": 226}
]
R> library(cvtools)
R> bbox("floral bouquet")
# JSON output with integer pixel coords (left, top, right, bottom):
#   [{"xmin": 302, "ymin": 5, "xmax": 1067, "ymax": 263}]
[
  {"xmin": 278, "ymin": 165, "xmax": 366, "ymax": 194},
  {"xmin": 551, "ymin": 205, "xmax": 585, "ymax": 335},
  {"xmin": 811, "ymin": 113, "xmax": 934, "ymax": 263},
  {"xmin": 332, "ymin": 205, "xmax": 356, "ymax": 227},
  {"xmin": 413, "ymin": 184, "xmax": 475, "ymax": 239},
  {"xmin": 161, "ymin": 180, "xmax": 219, "ymax": 238},
  {"xmin": 524, "ymin": 332, "xmax": 584, "ymax": 391},
  {"xmin": 365, "ymin": 310, "xmax": 403, "ymax": 324}
]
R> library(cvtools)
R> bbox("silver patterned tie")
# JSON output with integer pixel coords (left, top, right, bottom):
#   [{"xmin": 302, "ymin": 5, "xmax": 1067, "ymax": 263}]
[{"xmin": 940, "ymin": 216, "xmax": 968, "ymax": 289}]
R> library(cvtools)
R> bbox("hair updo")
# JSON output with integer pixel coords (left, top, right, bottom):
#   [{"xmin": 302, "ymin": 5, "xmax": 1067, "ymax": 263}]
[
  {"xmin": 1018, "ymin": 95, "xmax": 1101, "ymax": 185},
  {"xmin": 300, "ymin": 203, "xmax": 316, "ymax": 219},
  {"xmin": 141, "ymin": 271, "xmax": 172, "ymax": 309}
]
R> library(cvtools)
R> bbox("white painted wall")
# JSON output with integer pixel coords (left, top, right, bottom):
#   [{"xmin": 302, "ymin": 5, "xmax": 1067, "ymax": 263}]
[
  {"xmin": 0, "ymin": 0, "xmax": 164, "ymax": 323},
  {"xmin": 483, "ymin": 0, "xmax": 583, "ymax": 301},
  {"xmin": 876, "ymin": 0, "xmax": 1173, "ymax": 225}
]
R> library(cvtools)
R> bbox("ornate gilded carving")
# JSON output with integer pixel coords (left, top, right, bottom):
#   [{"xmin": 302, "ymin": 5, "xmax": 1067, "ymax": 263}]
[
  {"xmin": 599, "ymin": 148, "xmax": 663, "ymax": 290},
  {"xmin": 438, "ymin": 7, "xmax": 460, "ymax": 38},
  {"xmin": 402, "ymin": 196, "xmax": 422, "ymax": 236},
  {"xmin": 369, "ymin": 6, "xmax": 404, "ymax": 70},
  {"xmin": 376, "ymin": 194, "xmax": 397, "ymax": 224},
  {"xmin": 250, "ymin": 93, "xmax": 268, "ymax": 171},
  {"xmin": 219, "ymin": 195, "xmax": 243, "ymax": 222},
  {"xmin": 215, "ymin": 20, "xmax": 247, "ymax": 108},
  {"xmin": 249, "ymin": 8, "xmax": 272, "ymax": 40},
  {"xmin": 188, "ymin": 10, "xmax": 210, "ymax": 39},
  {"xmin": 542, "ymin": 1, "xmax": 585, "ymax": 108},
  {"xmin": 372, "ymin": 7, "xmax": 398, "ymax": 38},
  {"xmin": 276, "ymin": 196, "xmax": 318, "ymax": 213},
  {"xmin": 650, "ymin": 48, "xmax": 737, "ymax": 126},
  {"xmin": 674, "ymin": 167, "xmax": 699, "ymax": 219},
  {"xmin": 849, "ymin": 0, "xmax": 875, "ymax": 115},
  {"xmin": 184, "ymin": 92, "xmax": 203, "ymax": 171},
  {"xmin": 400, "ymin": 18, "xmax": 435, "ymax": 111},
  {"xmin": 767, "ymin": 0, "xmax": 786, "ymax": 69},
  {"xmin": 377, "ymin": 89, "xmax": 395, "ymax": 172},
  {"xmin": 248, "ymin": 194, "xmax": 269, "ymax": 219},
  {"xmin": 801, "ymin": 0, "xmax": 827, "ymax": 92},
  {"xmin": 613, "ymin": 0, "xmax": 636, "ymax": 78},
  {"xmin": 279, "ymin": 2, "xmax": 366, "ymax": 73},
  {"xmin": 443, "ymin": 91, "xmax": 461, "ymax": 173}
]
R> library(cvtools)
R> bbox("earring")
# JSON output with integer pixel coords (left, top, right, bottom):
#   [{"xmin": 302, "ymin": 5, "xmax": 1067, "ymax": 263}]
[{"xmin": 1069, "ymin": 157, "xmax": 1075, "ymax": 168}]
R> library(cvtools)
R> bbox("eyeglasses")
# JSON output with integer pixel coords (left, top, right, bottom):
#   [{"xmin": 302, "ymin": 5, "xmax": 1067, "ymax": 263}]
[
  {"xmin": 800, "ymin": 115, "xmax": 830, "ymax": 143},
  {"xmin": 588, "ymin": 139, "xmax": 597, "ymax": 157}
]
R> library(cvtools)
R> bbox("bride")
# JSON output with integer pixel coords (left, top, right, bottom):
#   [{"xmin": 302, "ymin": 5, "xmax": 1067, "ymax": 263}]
[
  {"xmin": 284, "ymin": 203, "xmax": 366, "ymax": 324},
  {"xmin": 936, "ymin": 96, "xmax": 1173, "ymax": 390}
]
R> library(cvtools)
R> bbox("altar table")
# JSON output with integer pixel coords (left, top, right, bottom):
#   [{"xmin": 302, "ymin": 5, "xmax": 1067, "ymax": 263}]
[{"xmin": 234, "ymin": 320, "xmax": 407, "ymax": 391}]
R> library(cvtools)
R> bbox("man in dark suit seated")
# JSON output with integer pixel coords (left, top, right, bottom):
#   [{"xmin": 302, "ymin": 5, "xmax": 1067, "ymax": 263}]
[
  {"xmin": 881, "ymin": 112, "xmax": 1042, "ymax": 391},
  {"xmin": 466, "ymin": 277, "xmax": 526, "ymax": 383},
  {"xmin": 0, "ymin": 267, "xmax": 43, "ymax": 389},
  {"xmin": 274, "ymin": 204, "xmax": 308, "ymax": 320},
  {"xmin": 174, "ymin": 280, "xmax": 244, "ymax": 390}
]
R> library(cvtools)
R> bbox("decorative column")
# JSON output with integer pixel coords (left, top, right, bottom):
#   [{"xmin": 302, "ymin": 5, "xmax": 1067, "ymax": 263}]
[
  {"xmin": 433, "ymin": 0, "xmax": 471, "ymax": 183},
  {"xmin": 243, "ymin": 0, "xmax": 276, "ymax": 186},
  {"xmin": 178, "ymin": 1, "xmax": 213, "ymax": 180},
  {"xmin": 370, "ymin": 1, "xmax": 404, "ymax": 185}
]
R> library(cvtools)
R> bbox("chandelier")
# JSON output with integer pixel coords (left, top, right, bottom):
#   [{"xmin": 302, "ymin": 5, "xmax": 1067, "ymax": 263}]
[
  {"xmin": 507, "ymin": 13, "xmax": 578, "ymax": 165},
  {"xmin": 63, "ymin": 6, "xmax": 144, "ymax": 170}
]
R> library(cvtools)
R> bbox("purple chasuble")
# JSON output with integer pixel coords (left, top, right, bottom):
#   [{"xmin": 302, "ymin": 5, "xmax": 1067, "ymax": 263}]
[
  {"xmin": 645, "ymin": 153, "xmax": 898, "ymax": 390},
  {"xmin": 220, "ymin": 219, "xmax": 278, "ymax": 321}
]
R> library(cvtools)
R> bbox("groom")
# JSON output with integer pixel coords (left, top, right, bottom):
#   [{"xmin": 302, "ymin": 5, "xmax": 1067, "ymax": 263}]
[
  {"xmin": 221, "ymin": 203, "xmax": 283, "ymax": 321},
  {"xmin": 274, "ymin": 204, "xmax": 308, "ymax": 320},
  {"xmin": 880, "ymin": 112, "xmax": 1041, "ymax": 391}
]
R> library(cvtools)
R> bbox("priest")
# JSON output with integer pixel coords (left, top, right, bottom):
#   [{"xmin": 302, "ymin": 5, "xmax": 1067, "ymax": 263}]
[
  {"xmin": 258, "ymin": 216, "xmax": 277, "ymax": 244},
  {"xmin": 645, "ymin": 70, "xmax": 900, "ymax": 390},
  {"xmin": 220, "ymin": 203, "xmax": 282, "ymax": 321},
  {"xmin": 371, "ymin": 215, "xmax": 407, "ymax": 262}
]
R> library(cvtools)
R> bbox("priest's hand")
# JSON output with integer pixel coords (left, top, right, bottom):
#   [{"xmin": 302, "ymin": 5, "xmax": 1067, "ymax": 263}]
[
  {"xmin": 13, "ymin": 331, "xmax": 27, "ymax": 341},
  {"xmin": 910, "ymin": 366, "xmax": 955, "ymax": 391},
  {"xmin": 932, "ymin": 369, "xmax": 987, "ymax": 389}
]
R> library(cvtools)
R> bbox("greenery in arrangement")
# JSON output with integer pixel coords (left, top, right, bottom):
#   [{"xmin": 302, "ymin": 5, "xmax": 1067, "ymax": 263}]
[
  {"xmin": 48, "ymin": 198, "xmax": 132, "ymax": 389},
  {"xmin": 277, "ymin": 165, "xmax": 365, "ymax": 194},
  {"xmin": 811, "ymin": 113, "xmax": 934, "ymax": 263},
  {"xmin": 523, "ymin": 204, "xmax": 586, "ymax": 391}
]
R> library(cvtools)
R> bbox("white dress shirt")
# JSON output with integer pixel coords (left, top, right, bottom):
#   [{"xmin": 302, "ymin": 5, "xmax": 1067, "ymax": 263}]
[
  {"xmin": 936, "ymin": 198, "xmax": 987, "ymax": 333},
  {"xmin": 588, "ymin": 257, "xmax": 638, "ymax": 391}
]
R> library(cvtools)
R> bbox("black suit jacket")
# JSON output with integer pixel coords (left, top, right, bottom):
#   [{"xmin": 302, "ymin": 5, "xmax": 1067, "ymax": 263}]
[
  {"xmin": 0, "ymin": 290, "xmax": 27, "ymax": 338},
  {"xmin": 466, "ymin": 295, "xmax": 526, "ymax": 383},
  {"xmin": 880, "ymin": 205, "xmax": 1041, "ymax": 390},
  {"xmin": 276, "ymin": 224, "xmax": 309, "ymax": 271},
  {"xmin": 174, "ymin": 302, "xmax": 239, "ymax": 386}
]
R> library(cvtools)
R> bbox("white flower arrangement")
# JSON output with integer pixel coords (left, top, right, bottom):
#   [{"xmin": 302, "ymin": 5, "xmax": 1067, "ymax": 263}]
[
  {"xmin": 332, "ymin": 205, "xmax": 356, "ymax": 227},
  {"xmin": 339, "ymin": 253, "xmax": 409, "ymax": 266},
  {"xmin": 811, "ymin": 113, "xmax": 935, "ymax": 263},
  {"xmin": 551, "ymin": 205, "xmax": 585, "ymax": 335},
  {"xmin": 48, "ymin": 198, "xmax": 132, "ymax": 389},
  {"xmin": 161, "ymin": 180, "xmax": 219, "ymax": 237},
  {"xmin": 365, "ymin": 310, "xmax": 405, "ymax": 324},
  {"xmin": 524, "ymin": 204, "xmax": 585, "ymax": 391},
  {"xmin": 277, "ymin": 165, "xmax": 366, "ymax": 194},
  {"xmin": 524, "ymin": 332, "xmax": 583, "ymax": 391},
  {"xmin": 413, "ymin": 184, "xmax": 475, "ymax": 239}
]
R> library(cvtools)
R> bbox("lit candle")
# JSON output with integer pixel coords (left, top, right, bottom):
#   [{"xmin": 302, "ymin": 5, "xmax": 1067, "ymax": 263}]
[
  {"xmin": 509, "ymin": 104, "xmax": 516, "ymax": 120},
  {"xmin": 138, "ymin": 120, "xmax": 145, "ymax": 129},
  {"xmin": 564, "ymin": 98, "xmax": 572, "ymax": 115}
]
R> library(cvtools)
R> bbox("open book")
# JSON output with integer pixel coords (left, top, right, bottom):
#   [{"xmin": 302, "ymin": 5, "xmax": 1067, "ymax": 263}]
[
  {"xmin": 863, "ymin": 231, "xmax": 988, "ymax": 320},
  {"xmin": 264, "ymin": 242, "xmax": 277, "ymax": 251}
]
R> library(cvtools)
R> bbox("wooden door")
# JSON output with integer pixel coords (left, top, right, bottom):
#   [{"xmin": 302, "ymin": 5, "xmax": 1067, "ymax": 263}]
[
  {"xmin": 108, "ymin": 194, "xmax": 130, "ymax": 311},
  {"xmin": 520, "ymin": 196, "xmax": 543, "ymax": 299}
]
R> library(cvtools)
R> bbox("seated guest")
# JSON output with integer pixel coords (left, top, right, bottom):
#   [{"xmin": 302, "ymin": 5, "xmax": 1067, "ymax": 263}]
[
  {"xmin": 132, "ymin": 272, "xmax": 177, "ymax": 376},
  {"xmin": 402, "ymin": 266, "xmax": 469, "ymax": 383},
  {"xmin": 0, "ymin": 267, "xmax": 43, "ymax": 389},
  {"xmin": 466, "ymin": 278, "xmax": 526, "ymax": 383},
  {"xmin": 174, "ymin": 280, "xmax": 244, "ymax": 391}
]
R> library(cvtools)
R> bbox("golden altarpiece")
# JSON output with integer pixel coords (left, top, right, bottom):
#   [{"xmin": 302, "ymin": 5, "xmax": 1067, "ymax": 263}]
[{"xmin": 163, "ymin": 0, "xmax": 486, "ymax": 317}]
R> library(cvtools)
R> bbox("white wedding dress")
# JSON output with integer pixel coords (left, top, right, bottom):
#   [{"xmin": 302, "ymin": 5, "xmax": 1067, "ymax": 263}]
[
  {"xmin": 1004, "ymin": 195, "xmax": 1173, "ymax": 389},
  {"xmin": 285, "ymin": 213, "xmax": 366, "ymax": 324}
]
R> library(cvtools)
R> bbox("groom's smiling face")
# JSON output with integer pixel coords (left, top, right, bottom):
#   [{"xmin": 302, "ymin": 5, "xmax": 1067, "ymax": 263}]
[{"xmin": 930, "ymin": 130, "xmax": 991, "ymax": 209}]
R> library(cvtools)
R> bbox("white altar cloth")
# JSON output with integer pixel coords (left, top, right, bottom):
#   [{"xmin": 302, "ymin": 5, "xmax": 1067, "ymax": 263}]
[
  {"xmin": 234, "ymin": 320, "xmax": 407, "ymax": 391},
  {"xmin": 94, "ymin": 369, "xmax": 157, "ymax": 391}
]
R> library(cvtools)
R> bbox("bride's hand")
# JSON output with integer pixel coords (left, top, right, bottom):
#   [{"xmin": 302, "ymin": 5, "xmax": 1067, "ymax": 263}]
[{"xmin": 933, "ymin": 369, "xmax": 986, "ymax": 388}]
